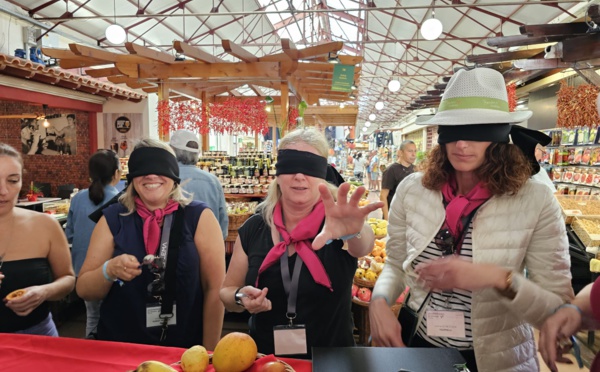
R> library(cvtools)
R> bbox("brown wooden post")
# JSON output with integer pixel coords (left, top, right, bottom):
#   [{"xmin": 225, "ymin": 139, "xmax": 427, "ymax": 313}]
[
  {"xmin": 201, "ymin": 91, "xmax": 211, "ymax": 152},
  {"xmin": 277, "ymin": 82, "xmax": 289, "ymax": 154},
  {"xmin": 157, "ymin": 80, "xmax": 170, "ymax": 142}
]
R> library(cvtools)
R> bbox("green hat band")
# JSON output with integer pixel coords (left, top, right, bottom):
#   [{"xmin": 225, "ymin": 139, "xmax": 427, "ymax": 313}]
[{"xmin": 438, "ymin": 96, "xmax": 509, "ymax": 113}]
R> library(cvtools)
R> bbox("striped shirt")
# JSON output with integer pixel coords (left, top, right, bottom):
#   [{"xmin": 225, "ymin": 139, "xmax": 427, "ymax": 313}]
[{"xmin": 411, "ymin": 222, "xmax": 474, "ymax": 350}]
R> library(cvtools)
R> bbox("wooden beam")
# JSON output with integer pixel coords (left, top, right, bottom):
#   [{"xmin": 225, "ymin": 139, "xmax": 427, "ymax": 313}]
[
  {"xmin": 173, "ymin": 41, "xmax": 223, "ymax": 63},
  {"xmin": 249, "ymin": 85, "xmax": 264, "ymax": 96},
  {"xmin": 297, "ymin": 41, "xmax": 344, "ymax": 59},
  {"xmin": 519, "ymin": 22, "xmax": 589, "ymax": 37},
  {"xmin": 125, "ymin": 42, "xmax": 175, "ymax": 64},
  {"xmin": 466, "ymin": 48, "xmax": 544, "ymax": 64},
  {"xmin": 58, "ymin": 58, "xmax": 107, "ymax": 69},
  {"xmin": 136, "ymin": 62, "xmax": 280, "ymax": 79},
  {"xmin": 222, "ymin": 40, "xmax": 258, "ymax": 63},
  {"xmin": 69, "ymin": 43, "xmax": 157, "ymax": 64},
  {"xmin": 487, "ymin": 34, "xmax": 565, "ymax": 48},
  {"xmin": 115, "ymin": 62, "xmax": 139, "ymax": 78},
  {"xmin": 512, "ymin": 58, "xmax": 571, "ymax": 70},
  {"xmin": 562, "ymin": 33, "xmax": 600, "ymax": 62},
  {"xmin": 85, "ymin": 67, "xmax": 121, "ymax": 78},
  {"xmin": 281, "ymin": 38, "xmax": 299, "ymax": 60}
]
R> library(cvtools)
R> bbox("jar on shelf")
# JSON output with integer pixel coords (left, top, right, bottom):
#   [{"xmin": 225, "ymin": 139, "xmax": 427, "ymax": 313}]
[
  {"xmin": 230, "ymin": 184, "xmax": 240, "ymax": 194},
  {"xmin": 223, "ymin": 175, "xmax": 231, "ymax": 185},
  {"xmin": 253, "ymin": 184, "xmax": 262, "ymax": 194}
]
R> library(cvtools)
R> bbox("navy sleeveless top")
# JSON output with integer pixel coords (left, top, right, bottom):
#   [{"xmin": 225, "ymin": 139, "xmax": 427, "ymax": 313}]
[
  {"xmin": 98, "ymin": 200, "xmax": 208, "ymax": 347},
  {"xmin": 0, "ymin": 258, "xmax": 52, "ymax": 332}
]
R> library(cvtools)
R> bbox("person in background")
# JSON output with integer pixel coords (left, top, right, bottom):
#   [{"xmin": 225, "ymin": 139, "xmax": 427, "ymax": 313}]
[
  {"xmin": 380, "ymin": 141, "xmax": 417, "ymax": 220},
  {"xmin": 76, "ymin": 139, "xmax": 225, "ymax": 350},
  {"xmin": 369, "ymin": 150, "xmax": 380, "ymax": 192},
  {"xmin": 540, "ymin": 279, "xmax": 599, "ymax": 372},
  {"xmin": 65, "ymin": 149, "xmax": 121, "ymax": 338},
  {"xmin": 353, "ymin": 152, "xmax": 366, "ymax": 183},
  {"xmin": 369, "ymin": 68, "xmax": 573, "ymax": 372},
  {"xmin": 169, "ymin": 130, "xmax": 228, "ymax": 240},
  {"xmin": 532, "ymin": 143, "xmax": 555, "ymax": 191},
  {"xmin": 220, "ymin": 127, "xmax": 383, "ymax": 358},
  {"xmin": 56, "ymin": 114, "xmax": 77, "ymax": 155},
  {"xmin": 0, "ymin": 143, "xmax": 75, "ymax": 336}
]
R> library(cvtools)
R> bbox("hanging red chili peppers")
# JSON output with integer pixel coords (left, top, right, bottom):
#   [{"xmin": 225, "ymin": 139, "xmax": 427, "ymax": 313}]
[
  {"xmin": 506, "ymin": 83, "xmax": 517, "ymax": 112},
  {"xmin": 556, "ymin": 81, "xmax": 600, "ymax": 128}
]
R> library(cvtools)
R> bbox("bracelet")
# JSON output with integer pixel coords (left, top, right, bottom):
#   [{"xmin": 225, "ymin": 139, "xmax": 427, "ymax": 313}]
[
  {"xmin": 102, "ymin": 260, "xmax": 123, "ymax": 286},
  {"xmin": 325, "ymin": 232, "xmax": 362, "ymax": 245},
  {"xmin": 556, "ymin": 303, "xmax": 583, "ymax": 315}
]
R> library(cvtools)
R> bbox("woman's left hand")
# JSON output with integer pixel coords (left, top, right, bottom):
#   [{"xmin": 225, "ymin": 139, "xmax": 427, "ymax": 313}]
[
  {"xmin": 4, "ymin": 286, "xmax": 47, "ymax": 316},
  {"xmin": 415, "ymin": 256, "xmax": 506, "ymax": 292},
  {"xmin": 312, "ymin": 182, "xmax": 383, "ymax": 250}
]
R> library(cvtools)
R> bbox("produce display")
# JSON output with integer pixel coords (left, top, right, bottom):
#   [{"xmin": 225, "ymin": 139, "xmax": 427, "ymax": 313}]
[
  {"xmin": 226, "ymin": 201, "xmax": 257, "ymax": 216},
  {"xmin": 367, "ymin": 217, "xmax": 388, "ymax": 237},
  {"xmin": 556, "ymin": 195, "xmax": 600, "ymax": 224},
  {"xmin": 130, "ymin": 332, "xmax": 291, "ymax": 372}
]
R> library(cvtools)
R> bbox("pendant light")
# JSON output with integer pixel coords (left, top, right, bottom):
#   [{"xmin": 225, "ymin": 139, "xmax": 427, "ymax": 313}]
[
  {"xmin": 375, "ymin": 101, "xmax": 384, "ymax": 110},
  {"xmin": 105, "ymin": 0, "xmax": 126, "ymax": 44},
  {"xmin": 420, "ymin": 5, "xmax": 443, "ymax": 41},
  {"xmin": 388, "ymin": 79, "xmax": 401, "ymax": 92},
  {"xmin": 369, "ymin": 113, "xmax": 376, "ymax": 121}
]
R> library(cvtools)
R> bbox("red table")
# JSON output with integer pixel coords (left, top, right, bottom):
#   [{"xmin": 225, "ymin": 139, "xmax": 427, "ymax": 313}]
[{"xmin": 0, "ymin": 334, "xmax": 312, "ymax": 372}]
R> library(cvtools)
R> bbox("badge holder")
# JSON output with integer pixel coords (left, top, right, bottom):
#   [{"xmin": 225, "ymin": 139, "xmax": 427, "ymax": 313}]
[{"xmin": 273, "ymin": 248, "xmax": 307, "ymax": 356}]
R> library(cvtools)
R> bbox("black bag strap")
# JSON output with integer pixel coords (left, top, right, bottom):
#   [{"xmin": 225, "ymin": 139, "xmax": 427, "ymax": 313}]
[{"xmin": 161, "ymin": 206, "xmax": 185, "ymax": 317}]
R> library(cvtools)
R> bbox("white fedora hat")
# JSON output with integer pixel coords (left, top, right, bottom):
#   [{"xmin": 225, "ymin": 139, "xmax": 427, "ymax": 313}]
[{"xmin": 419, "ymin": 68, "xmax": 532, "ymax": 126}]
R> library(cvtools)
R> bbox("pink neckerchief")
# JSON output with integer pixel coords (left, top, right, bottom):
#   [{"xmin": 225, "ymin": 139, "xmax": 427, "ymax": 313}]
[
  {"xmin": 441, "ymin": 175, "xmax": 491, "ymax": 248},
  {"xmin": 255, "ymin": 201, "xmax": 332, "ymax": 291},
  {"xmin": 135, "ymin": 197, "xmax": 179, "ymax": 255}
]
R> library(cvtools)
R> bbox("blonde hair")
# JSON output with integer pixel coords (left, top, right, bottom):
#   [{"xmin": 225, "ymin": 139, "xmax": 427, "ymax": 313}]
[
  {"xmin": 257, "ymin": 127, "xmax": 338, "ymax": 228},
  {"xmin": 119, "ymin": 138, "xmax": 191, "ymax": 214}
]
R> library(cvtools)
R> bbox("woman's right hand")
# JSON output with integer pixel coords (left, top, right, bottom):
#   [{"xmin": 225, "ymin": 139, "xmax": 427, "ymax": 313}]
[
  {"xmin": 238, "ymin": 286, "xmax": 272, "ymax": 314},
  {"xmin": 369, "ymin": 297, "xmax": 405, "ymax": 347},
  {"xmin": 106, "ymin": 254, "xmax": 142, "ymax": 282},
  {"xmin": 539, "ymin": 306, "xmax": 583, "ymax": 372}
]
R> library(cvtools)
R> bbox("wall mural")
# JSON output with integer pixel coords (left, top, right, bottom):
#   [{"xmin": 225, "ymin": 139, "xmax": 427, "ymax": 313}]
[
  {"xmin": 20, "ymin": 114, "xmax": 77, "ymax": 155},
  {"xmin": 102, "ymin": 113, "xmax": 143, "ymax": 158}
]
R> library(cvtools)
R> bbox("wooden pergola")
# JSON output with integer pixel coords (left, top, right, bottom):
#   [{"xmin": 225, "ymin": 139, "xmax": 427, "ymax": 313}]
[{"xmin": 42, "ymin": 39, "xmax": 362, "ymax": 148}]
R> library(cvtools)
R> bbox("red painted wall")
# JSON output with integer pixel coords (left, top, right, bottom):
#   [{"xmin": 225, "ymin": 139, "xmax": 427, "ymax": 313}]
[{"xmin": 0, "ymin": 90, "xmax": 102, "ymax": 197}]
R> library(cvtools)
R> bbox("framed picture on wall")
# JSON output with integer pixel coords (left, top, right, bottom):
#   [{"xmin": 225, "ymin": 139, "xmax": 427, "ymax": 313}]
[{"xmin": 20, "ymin": 114, "xmax": 77, "ymax": 155}]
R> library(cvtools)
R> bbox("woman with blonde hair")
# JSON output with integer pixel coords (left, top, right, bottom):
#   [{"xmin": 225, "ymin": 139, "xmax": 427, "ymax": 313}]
[
  {"xmin": 77, "ymin": 139, "xmax": 225, "ymax": 349},
  {"xmin": 221, "ymin": 127, "xmax": 383, "ymax": 358}
]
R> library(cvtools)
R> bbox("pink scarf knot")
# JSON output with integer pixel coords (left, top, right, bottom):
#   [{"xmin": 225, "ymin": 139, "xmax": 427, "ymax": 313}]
[
  {"xmin": 135, "ymin": 197, "xmax": 180, "ymax": 255},
  {"xmin": 441, "ymin": 176, "xmax": 491, "ymax": 252},
  {"xmin": 256, "ymin": 201, "xmax": 332, "ymax": 291}
]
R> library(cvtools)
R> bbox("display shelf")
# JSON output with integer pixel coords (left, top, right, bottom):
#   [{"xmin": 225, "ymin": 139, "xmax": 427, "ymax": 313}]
[{"xmin": 224, "ymin": 193, "xmax": 267, "ymax": 199}]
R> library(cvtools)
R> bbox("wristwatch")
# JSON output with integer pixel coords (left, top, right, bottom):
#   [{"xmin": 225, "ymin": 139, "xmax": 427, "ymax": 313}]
[{"xmin": 234, "ymin": 287, "xmax": 246, "ymax": 308}]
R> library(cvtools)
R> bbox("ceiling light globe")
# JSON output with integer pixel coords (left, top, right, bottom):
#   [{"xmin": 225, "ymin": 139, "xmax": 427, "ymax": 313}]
[
  {"xmin": 420, "ymin": 18, "xmax": 443, "ymax": 41},
  {"xmin": 106, "ymin": 24, "xmax": 126, "ymax": 44},
  {"xmin": 388, "ymin": 80, "xmax": 401, "ymax": 92},
  {"xmin": 340, "ymin": 103, "xmax": 345, "ymax": 109},
  {"xmin": 365, "ymin": 121, "xmax": 371, "ymax": 127},
  {"xmin": 375, "ymin": 102, "xmax": 384, "ymax": 110},
  {"xmin": 369, "ymin": 113, "xmax": 376, "ymax": 121},
  {"xmin": 362, "ymin": 127, "xmax": 367, "ymax": 132}
]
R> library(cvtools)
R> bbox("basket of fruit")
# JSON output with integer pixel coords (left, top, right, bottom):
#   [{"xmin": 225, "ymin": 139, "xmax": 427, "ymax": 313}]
[{"xmin": 368, "ymin": 218, "xmax": 388, "ymax": 239}]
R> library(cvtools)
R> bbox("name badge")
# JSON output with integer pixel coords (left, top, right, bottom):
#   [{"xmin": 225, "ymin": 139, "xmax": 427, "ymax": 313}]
[
  {"xmin": 146, "ymin": 303, "xmax": 177, "ymax": 328},
  {"xmin": 425, "ymin": 310, "xmax": 466, "ymax": 338},
  {"xmin": 273, "ymin": 324, "xmax": 307, "ymax": 355}
]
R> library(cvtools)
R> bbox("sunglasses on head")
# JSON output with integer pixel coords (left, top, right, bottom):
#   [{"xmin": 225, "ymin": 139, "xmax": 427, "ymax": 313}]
[{"xmin": 434, "ymin": 228, "xmax": 455, "ymax": 256}]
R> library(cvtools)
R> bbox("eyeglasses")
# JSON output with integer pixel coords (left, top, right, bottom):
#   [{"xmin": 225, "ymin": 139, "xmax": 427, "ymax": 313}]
[{"xmin": 434, "ymin": 228, "xmax": 455, "ymax": 256}]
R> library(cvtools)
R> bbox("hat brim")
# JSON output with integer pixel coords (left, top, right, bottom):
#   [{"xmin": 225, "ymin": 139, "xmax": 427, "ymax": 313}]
[{"xmin": 418, "ymin": 109, "xmax": 532, "ymax": 126}]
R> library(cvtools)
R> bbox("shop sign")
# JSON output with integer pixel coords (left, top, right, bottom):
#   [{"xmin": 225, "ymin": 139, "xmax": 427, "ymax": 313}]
[
  {"xmin": 115, "ymin": 116, "xmax": 132, "ymax": 133},
  {"xmin": 331, "ymin": 64, "xmax": 355, "ymax": 92}
]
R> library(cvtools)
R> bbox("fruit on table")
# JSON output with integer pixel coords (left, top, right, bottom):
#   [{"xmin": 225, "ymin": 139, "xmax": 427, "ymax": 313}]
[
  {"xmin": 133, "ymin": 360, "xmax": 177, "ymax": 372},
  {"xmin": 368, "ymin": 218, "xmax": 388, "ymax": 236},
  {"xmin": 181, "ymin": 345, "xmax": 209, "ymax": 372},
  {"xmin": 351, "ymin": 284, "xmax": 359, "ymax": 297},
  {"xmin": 354, "ymin": 268, "xmax": 366, "ymax": 279},
  {"xmin": 5, "ymin": 289, "xmax": 26, "ymax": 301},
  {"xmin": 258, "ymin": 361, "xmax": 287, "ymax": 372},
  {"xmin": 357, "ymin": 287, "xmax": 372, "ymax": 302},
  {"xmin": 364, "ymin": 270, "xmax": 378, "ymax": 282},
  {"xmin": 212, "ymin": 332, "xmax": 258, "ymax": 372}
]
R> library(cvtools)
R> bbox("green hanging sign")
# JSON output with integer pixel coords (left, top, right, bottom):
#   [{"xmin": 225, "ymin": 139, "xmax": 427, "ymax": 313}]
[{"xmin": 331, "ymin": 64, "xmax": 355, "ymax": 92}]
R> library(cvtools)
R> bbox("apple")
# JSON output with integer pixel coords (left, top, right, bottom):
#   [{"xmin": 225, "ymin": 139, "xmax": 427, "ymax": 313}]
[
  {"xmin": 357, "ymin": 287, "xmax": 372, "ymax": 302},
  {"xmin": 351, "ymin": 284, "xmax": 359, "ymax": 297},
  {"xmin": 259, "ymin": 361, "xmax": 287, "ymax": 372}
]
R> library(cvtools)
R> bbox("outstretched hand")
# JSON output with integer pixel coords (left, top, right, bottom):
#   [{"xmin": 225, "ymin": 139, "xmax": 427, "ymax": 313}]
[{"xmin": 312, "ymin": 182, "xmax": 383, "ymax": 250}]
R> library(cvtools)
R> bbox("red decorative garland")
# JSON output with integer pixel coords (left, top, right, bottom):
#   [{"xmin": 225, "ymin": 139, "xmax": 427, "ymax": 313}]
[
  {"xmin": 155, "ymin": 98, "xmax": 269, "ymax": 137},
  {"xmin": 287, "ymin": 107, "xmax": 299, "ymax": 132},
  {"xmin": 506, "ymin": 83, "xmax": 517, "ymax": 112}
]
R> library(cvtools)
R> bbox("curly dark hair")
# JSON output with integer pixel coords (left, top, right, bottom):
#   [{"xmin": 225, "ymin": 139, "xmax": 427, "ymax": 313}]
[{"xmin": 421, "ymin": 143, "xmax": 532, "ymax": 196}]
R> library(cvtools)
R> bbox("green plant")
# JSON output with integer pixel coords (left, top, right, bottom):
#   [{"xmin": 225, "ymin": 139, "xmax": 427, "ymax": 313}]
[{"xmin": 27, "ymin": 182, "xmax": 42, "ymax": 197}]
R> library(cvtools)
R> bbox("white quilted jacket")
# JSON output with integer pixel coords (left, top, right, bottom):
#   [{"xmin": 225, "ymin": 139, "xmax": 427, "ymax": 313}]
[{"xmin": 372, "ymin": 173, "xmax": 573, "ymax": 372}]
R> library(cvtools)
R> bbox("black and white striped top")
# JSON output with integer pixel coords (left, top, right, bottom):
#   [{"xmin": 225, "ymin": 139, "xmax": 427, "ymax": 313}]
[{"xmin": 410, "ymin": 222, "xmax": 474, "ymax": 350}]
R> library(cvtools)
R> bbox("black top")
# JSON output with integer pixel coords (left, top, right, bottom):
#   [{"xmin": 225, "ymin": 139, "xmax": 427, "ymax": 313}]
[
  {"xmin": 381, "ymin": 163, "xmax": 415, "ymax": 208},
  {"xmin": 98, "ymin": 201, "xmax": 207, "ymax": 347},
  {"xmin": 239, "ymin": 214, "xmax": 357, "ymax": 358},
  {"xmin": 0, "ymin": 258, "xmax": 52, "ymax": 332}
]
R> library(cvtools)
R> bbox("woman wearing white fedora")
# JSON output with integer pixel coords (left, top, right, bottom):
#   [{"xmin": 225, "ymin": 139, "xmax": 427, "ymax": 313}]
[{"xmin": 369, "ymin": 67, "xmax": 573, "ymax": 372}]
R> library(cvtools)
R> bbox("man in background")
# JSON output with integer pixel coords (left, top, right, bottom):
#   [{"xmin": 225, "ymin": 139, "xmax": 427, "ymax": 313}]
[
  {"xmin": 170, "ymin": 130, "xmax": 229, "ymax": 239},
  {"xmin": 380, "ymin": 140, "xmax": 417, "ymax": 220}
]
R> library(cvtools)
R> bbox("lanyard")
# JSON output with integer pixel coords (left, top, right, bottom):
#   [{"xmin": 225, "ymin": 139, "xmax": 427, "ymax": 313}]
[
  {"xmin": 156, "ymin": 214, "xmax": 173, "ymax": 264},
  {"xmin": 280, "ymin": 245, "xmax": 303, "ymax": 326}
]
